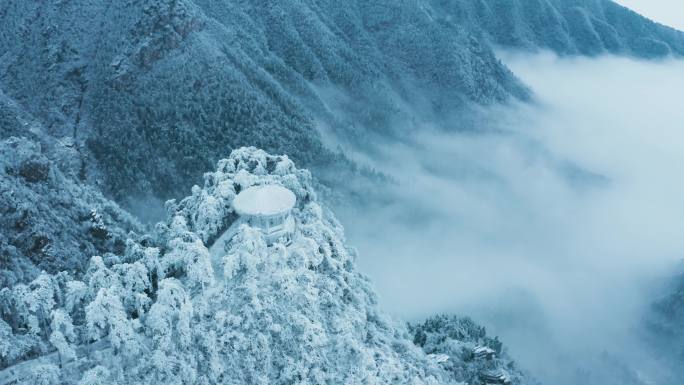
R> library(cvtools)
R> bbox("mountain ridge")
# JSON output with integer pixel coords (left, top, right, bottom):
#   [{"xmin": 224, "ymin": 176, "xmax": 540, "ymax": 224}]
[
  {"xmin": 430, "ymin": 0, "xmax": 684, "ymax": 57},
  {"xmin": 9, "ymin": 0, "xmax": 681, "ymax": 205}
]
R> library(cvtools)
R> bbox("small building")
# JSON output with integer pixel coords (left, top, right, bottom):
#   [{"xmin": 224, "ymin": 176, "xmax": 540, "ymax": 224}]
[
  {"xmin": 232, "ymin": 184, "xmax": 296, "ymax": 245},
  {"xmin": 480, "ymin": 369, "xmax": 511, "ymax": 385},
  {"xmin": 474, "ymin": 345, "xmax": 496, "ymax": 360}
]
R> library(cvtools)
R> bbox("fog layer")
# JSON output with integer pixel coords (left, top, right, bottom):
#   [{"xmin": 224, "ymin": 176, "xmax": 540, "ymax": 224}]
[{"xmin": 336, "ymin": 53, "xmax": 684, "ymax": 384}]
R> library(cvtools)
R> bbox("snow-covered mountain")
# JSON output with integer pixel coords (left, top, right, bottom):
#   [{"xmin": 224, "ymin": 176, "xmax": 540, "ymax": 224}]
[
  {"xmin": 2, "ymin": 1, "xmax": 684, "ymax": 383},
  {"xmin": 0, "ymin": 0, "xmax": 526, "ymax": 203},
  {"xmin": 0, "ymin": 147, "xmax": 534, "ymax": 385},
  {"xmin": 2, "ymin": 0, "xmax": 681, "ymax": 204}
]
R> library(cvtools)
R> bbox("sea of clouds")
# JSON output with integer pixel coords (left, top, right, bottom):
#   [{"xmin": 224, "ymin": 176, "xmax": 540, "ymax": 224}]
[{"xmin": 336, "ymin": 52, "xmax": 684, "ymax": 384}]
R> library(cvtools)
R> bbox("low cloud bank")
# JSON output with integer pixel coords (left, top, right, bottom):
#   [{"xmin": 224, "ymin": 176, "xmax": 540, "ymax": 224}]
[{"xmin": 335, "ymin": 53, "xmax": 684, "ymax": 384}]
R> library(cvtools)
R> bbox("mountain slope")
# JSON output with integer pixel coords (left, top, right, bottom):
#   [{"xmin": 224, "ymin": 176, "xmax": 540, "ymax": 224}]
[
  {"xmin": 0, "ymin": 137, "xmax": 142, "ymax": 288},
  {"xmin": 0, "ymin": 0, "xmax": 528, "ymax": 204},
  {"xmin": 431, "ymin": 0, "xmax": 684, "ymax": 57},
  {"xmin": 2, "ymin": 0, "xmax": 680, "ymax": 205}
]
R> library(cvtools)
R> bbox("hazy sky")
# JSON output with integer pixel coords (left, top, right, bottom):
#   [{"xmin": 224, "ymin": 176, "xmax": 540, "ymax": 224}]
[{"xmin": 616, "ymin": 0, "xmax": 684, "ymax": 30}]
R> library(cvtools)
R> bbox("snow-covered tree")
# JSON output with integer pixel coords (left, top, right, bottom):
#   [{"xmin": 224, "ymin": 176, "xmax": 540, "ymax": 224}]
[
  {"xmin": 49, "ymin": 309, "xmax": 77, "ymax": 367},
  {"xmin": 85, "ymin": 256, "xmax": 115, "ymax": 295},
  {"xmin": 25, "ymin": 273, "xmax": 56, "ymax": 338},
  {"xmin": 146, "ymin": 278, "xmax": 193, "ymax": 351},
  {"xmin": 78, "ymin": 366, "xmax": 114, "ymax": 385},
  {"xmin": 112, "ymin": 262, "xmax": 151, "ymax": 317},
  {"xmin": 85, "ymin": 288, "xmax": 141, "ymax": 359},
  {"xmin": 161, "ymin": 233, "xmax": 214, "ymax": 292},
  {"xmin": 65, "ymin": 280, "xmax": 88, "ymax": 322},
  {"xmin": 26, "ymin": 363, "xmax": 61, "ymax": 385},
  {"xmin": 0, "ymin": 319, "xmax": 18, "ymax": 364}
]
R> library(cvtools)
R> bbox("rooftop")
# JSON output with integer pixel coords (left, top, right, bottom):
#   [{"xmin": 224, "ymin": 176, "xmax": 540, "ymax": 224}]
[{"xmin": 232, "ymin": 184, "xmax": 296, "ymax": 217}]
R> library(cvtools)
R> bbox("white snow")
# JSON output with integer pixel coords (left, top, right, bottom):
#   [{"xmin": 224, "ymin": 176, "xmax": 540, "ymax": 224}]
[
  {"xmin": 232, "ymin": 185, "xmax": 296, "ymax": 216},
  {"xmin": 208, "ymin": 219, "xmax": 243, "ymax": 279},
  {"xmin": 427, "ymin": 353, "xmax": 450, "ymax": 364},
  {"xmin": 474, "ymin": 346, "xmax": 495, "ymax": 355}
]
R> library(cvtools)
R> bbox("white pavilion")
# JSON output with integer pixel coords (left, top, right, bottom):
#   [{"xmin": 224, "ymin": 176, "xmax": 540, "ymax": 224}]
[{"xmin": 232, "ymin": 184, "xmax": 296, "ymax": 245}]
